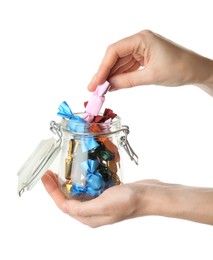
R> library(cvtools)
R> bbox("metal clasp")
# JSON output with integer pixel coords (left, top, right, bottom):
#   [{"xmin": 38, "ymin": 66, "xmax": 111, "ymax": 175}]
[
  {"xmin": 120, "ymin": 125, "xmax": 139, "ymax": 165},
  {"xmin": 50, "ymin": 120, "xmax": 62, "ymax": 142}
]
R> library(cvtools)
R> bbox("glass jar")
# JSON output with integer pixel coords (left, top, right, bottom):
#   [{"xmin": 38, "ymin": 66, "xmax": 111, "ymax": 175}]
[
  {"xmin": 58, "ymin": 113, "xmax": 137, "ymax": 201},
  {"xmin": 17, "ymin": 113, "xmax": 138, "ymax": 200}
]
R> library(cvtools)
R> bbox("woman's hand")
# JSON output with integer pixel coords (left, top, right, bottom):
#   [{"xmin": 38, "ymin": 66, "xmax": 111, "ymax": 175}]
[
  {"xmin": 88, "ymin": 30, "xmax": 213, "ymax": 96},
  {"xmin": 42, "ymin": 170, "xmax": 213, "ymax": 227},
  {"xmin": 42, "ymin": 170, "xmax": 150, "ymax": 227}
]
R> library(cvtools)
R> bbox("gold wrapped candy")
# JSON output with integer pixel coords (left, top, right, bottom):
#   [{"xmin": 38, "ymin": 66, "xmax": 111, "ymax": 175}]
[
  {"xmin": 65, "ymin": 139, "xmax": 79, "ymax": 180},
  {"xmin": 65, "ymin": 180, "xmax": 72, "ymax": 193}
]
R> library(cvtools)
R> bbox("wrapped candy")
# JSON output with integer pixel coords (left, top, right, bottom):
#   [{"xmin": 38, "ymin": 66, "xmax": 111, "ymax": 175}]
[
  {"xmin": 65, "ymin": 139, "xmax": 79, "ymax": 180},
  {"xmin": 56, "ymin": 83, "xmax": 121, "ymax": 200},
  {"xmin": 57, "ymin": 101, "xmax": 99, "ymax": 152},
  {"xmin": 17, "ymin": 81, "xmax": 138, "ymax": 200},
  {"xmin": 82, "ymin": 81, "xmax": 110, "ymax": 122}
]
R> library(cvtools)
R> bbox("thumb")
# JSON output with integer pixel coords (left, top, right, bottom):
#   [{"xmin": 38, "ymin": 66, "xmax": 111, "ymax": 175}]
[{"xmin": 108, "ymin": 68, "xmax": 154, "ymax": 91}]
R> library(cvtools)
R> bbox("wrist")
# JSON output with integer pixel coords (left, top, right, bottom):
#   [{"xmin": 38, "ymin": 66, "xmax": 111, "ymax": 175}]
[
  {"xmin": 188, "ymin": 53, "xmax": 213, "ymax": 96},
  {"xmin": 132, "ymin": 180, "xmax": 179, "ymax": 217},
  {"xmin": 134, "ymin": 180, "xmax": 213, "ymax": 225}
]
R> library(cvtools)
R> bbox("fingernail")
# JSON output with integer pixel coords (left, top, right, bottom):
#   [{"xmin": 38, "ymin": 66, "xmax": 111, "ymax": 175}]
[
  {"xmin": 88, "ymin": 75, "xmax": 97, "ymax": 91},
  {"xmin": 92, "ymin": 74, "xmax": 97, "ymax": 82},
  {"xmin": 89, "ymin": 74, "xmax": 97, "ymax": 85}
]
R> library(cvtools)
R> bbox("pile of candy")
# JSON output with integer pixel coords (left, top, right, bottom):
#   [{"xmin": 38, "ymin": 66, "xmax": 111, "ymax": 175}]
[{"xmin": 57, "ymin": 82, "xmax": 121, "ymax": 201}]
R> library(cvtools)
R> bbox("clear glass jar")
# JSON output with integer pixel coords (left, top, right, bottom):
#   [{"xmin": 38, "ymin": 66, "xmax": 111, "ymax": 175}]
[
  {"xmin": 17, "ymin": 113, "xmax": 138, "ymax": 200},
  {"xmin": 58, "ymin": 114, "xmax": 125, "ymax": 201}
]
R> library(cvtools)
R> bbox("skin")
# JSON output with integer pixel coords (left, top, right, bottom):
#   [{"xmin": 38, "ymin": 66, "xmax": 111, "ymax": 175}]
[
  {"xmin": 88, "ymin": 30, "xmax": 213, "ymax": 96},
  {"xmin": 42, "ymin": 30, "xmax": 213, "ymax": 228}
]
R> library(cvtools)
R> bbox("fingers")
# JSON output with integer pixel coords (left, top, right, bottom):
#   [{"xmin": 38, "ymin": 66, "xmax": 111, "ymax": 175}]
[
  {"xmin": 75, "ymin": 215, "xmax": 112, "ymax": 228},
  {"xmin": 87, "ymin": 33, "xmax": 144, "ymax": 91},
  {"xmin": 62, "ymin": 195, "xmax": 114, "ymax": 228},
  {"xmin": 109, "ymin": 54, "xmax": 135, "ymax": 76},
  {"xmin": 108, "ymin": 68, "xmax": 153, "ymax": 91},
  {"xmin": 41, "ymin": 170, "xmax": 57, "ymax": 193},
  {"xmin": 62, "ymin": 195, "xmax": 105, "ymax": 217},
  {"xmin": 41, "ymin": 170, "xmax": 67, "ymax": 211},
  {"xmin": 42, "ymin": 170, "xmax": 117, "ymax": 227},
  {"xmin": 109, "ymin": 58, "xmax": 141, "ymax": 77}
]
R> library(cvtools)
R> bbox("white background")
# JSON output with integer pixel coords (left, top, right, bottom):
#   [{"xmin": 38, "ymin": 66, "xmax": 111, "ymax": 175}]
[{"xmin": 0, "ymin": 0, "xmax": 213, "ymax": 259}]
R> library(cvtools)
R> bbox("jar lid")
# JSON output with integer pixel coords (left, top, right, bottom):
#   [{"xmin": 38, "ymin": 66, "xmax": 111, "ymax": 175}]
[{"xmin": 17, "ymin": 122, "xmax": 62, "ymax": 197}]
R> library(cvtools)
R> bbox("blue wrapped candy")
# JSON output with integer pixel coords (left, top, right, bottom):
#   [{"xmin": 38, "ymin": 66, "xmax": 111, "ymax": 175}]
[
  {"xmin": 71, "ymin": 184, "xmax": 86, "ymax": 196},
  {"xmin": 81, "ymin": 159, "xmax": 105, "ymax": 190},
  {"xmin": 71, "ymin": 184, "xmax": 102, "ymax": 197},
  {"xmin": 57, "ymin": 101, "xmax": 99, "ymax": 152},
  {"xmin": 57, "ymin": 101, "xmax": 85, "ymax": 132},
  {"xmin": 71, "ymin": 159, "xmax": 105, "ymax": 197},
  {"xmin": 57, "ymin": 101, "xmax": 84, "ymax": 122},
  {"xmin": 81, "ymin": 137, "xmax": 99, "ymax": 153},
  {"xmin": 86, "ymin": 172, "xmax": 104, "ymax": 190},
  {"xmin": 82, "ymin": 159, "xmax": 104, "ymax": 191},
  {"xmin": 81, "ymin": 158, "xmax": 99, "ymax": 173}
]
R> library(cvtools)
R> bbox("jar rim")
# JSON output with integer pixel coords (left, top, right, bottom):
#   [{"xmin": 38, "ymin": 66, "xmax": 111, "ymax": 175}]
[{"xmin": 60, "ymin": 112, "xmax": 122, "ymax": 136}]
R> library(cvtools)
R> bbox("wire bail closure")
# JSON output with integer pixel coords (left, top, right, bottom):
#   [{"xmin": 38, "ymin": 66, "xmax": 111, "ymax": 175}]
[
  {"xmin": 50, "ymin": 120, "xmax": 63, "ymax": 140},
  {"xmin": 120, "ymin": 125, "xmax": 138, "ymax": 165}
]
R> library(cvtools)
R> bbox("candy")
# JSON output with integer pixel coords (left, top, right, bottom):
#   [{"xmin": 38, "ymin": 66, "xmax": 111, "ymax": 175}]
[
  {"xmin": 65, "ymin": 180, "xmax": 72, "ymax": 192},
  {"xmin": 99, "ymin": 149, "xmax": 114, "ymax": 161},
  {"xmin": 65, "ymin": 139, "xmax": 79, "ymax": 180},
  {"xmin": 57, "ymin": 101, "xmax": 85, "ymax": 123},
  {"xmin": 98, "ymin": 164, "xmax": 112, "ymax": 182},
  {"xmin": 80, "ymin": 136, "xmax": 99, "ymax": 153},
  {"xmin": 111, "ymin": 172, "xmax": 121, "ymax": 185},
  {"xmin": 107, "ymin": 160, "xmax": 118, "ymax": 175},
  {"xmin": 57, "ymin": 83, "xmax": 124, "ymax": 201},
  {"xmin": 83, "ymin": 81, "xmax": 110, "ymax": 122},
  {"xmin": 88, "ymin": 144, "xmax": 114, "ymax": 162},
  {"xmin": 107, "ymin": 161, "xmax": 121, "ymax": 185},
  {"xmin": 86, "ymin": 172, "xmax": 104, "ymax": 190},
  {"xmin": 93, "ymin": 108, "xmax": 117, "ymax": 123},
  {"xmin": 101, "ymin": 138, "xmax": 120, "ymax": 162},
  {"xmin": 88, "ymin": 122, "xmax": 120, "ymax": 162},
  {"xmin": 71, "ymin": 183, "xmax": 102, "ymax": 197}
]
